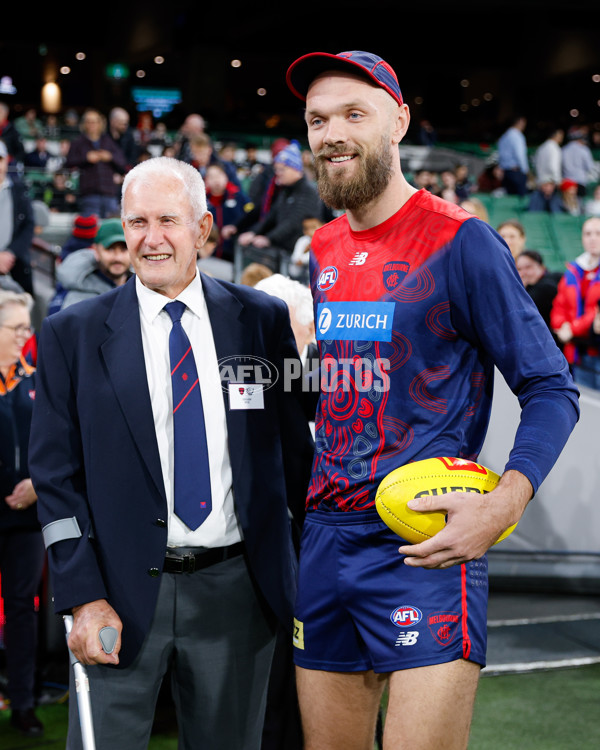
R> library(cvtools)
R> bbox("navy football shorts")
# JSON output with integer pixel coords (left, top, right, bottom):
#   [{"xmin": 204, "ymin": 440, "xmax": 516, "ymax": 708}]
[{"xmin": 293, "ymin": 508, "xmax": 488, "ymax": 673}]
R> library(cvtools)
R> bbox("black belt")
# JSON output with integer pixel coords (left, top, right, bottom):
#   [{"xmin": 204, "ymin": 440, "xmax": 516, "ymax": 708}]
[{"xmin": 163, "ymin": 542, "xmax": 244, "ymax": 574}]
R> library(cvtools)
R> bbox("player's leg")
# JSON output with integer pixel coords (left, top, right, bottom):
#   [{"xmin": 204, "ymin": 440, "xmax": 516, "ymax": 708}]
[
  {"xmin": 296, "ymin": 666, "xmax": 388, "ymax": 750},
  {"xmin": 383, "ymin": 658, "xmax": 480, "ymax": 750}
]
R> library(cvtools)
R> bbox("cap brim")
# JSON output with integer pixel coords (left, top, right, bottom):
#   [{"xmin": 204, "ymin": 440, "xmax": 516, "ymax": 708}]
[
  {"xmin": 286, "ymin": 52, "xmax": 402, "ymax": 106},
  {"xmin": 99, "ymin": 235, "xmax": 126, "ymax": 247}
]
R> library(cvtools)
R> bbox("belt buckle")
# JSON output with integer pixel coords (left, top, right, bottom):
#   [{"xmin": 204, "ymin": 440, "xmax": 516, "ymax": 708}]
[
  {"xmin": 166, "ymin": 552, "xmax": 196, "ymax": 573},
  {"xmin": 183, "ymin": 552, "xmax": 196, "ymax": 573}
]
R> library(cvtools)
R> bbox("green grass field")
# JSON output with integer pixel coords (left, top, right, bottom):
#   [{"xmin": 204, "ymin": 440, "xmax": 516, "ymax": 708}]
[
  {"xmin": 470, "ymin": 664, "xmax": 600, "ymax": 749},
  {"xmin": 1, "ymin": 663, "xmax": 599, "ymax": 748}
]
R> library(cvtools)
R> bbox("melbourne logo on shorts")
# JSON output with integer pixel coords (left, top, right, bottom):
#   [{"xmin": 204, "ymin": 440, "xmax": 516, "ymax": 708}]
[
  {"xmin": 383, "ymin": 261, "xmax": 410, "ymax": 291},
  {"xmin": 317, "ymin": 266, "xmax": 338, "ymax": 291},
  {"xmin": 316, "ymin": 301, "xmax": 395, "ymax": 341},
  {"xmin": 390, "ymin": 605, "xmax": 422, "ymax": 627},
  {"xmin": 427, "ymin": 611, "xmax": 461, "ymax": 645}
]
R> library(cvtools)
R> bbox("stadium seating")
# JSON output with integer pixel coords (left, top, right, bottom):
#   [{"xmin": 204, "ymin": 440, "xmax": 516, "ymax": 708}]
[{"xmin": 470, "ymin": 193, "xmax": 589, "ymax": 272}]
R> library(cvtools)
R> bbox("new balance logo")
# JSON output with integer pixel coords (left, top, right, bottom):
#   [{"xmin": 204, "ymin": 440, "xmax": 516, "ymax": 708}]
[
  {"xmin": 395, "ymin": 631, "xmax": 419, "ymax": 647},
  {"xmin": 349, "ymin": 252, "xmax": 369, "ymax": 266}
]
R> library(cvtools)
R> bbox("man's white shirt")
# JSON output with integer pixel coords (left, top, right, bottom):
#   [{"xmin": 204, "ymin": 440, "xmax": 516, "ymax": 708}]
[{"xmin": 136, "ymin": 270, "xmax": 241, "ymax": 548}]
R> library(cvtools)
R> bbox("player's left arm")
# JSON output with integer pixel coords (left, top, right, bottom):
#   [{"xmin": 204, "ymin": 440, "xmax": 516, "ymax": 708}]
[{"xmin": 400, "ymin": 218, "xmax": 579, "ymax": 568}]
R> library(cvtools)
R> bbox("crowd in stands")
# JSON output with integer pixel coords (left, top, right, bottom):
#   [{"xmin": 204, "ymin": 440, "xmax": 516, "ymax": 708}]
[
  {"xmin": 2, "ymin": 99, "xmax": 600, "ymax": 370},
  {"xmin": 2, "ymin": 100, "xmax": 600, "ymax": 377},
  {"xmin": 1, "ymin": 96, "xmax": 600, "ymax": 738},
  {"xmin": 409, "ymin": 117, "xmax": 600, "ymax": 393}
]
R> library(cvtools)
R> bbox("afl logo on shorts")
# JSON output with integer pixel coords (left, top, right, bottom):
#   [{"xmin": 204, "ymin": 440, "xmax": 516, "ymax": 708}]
[
  {"xmin": 317, "ymin": 266, "xmax": 338, "ymax": 291},
  {"xmin": 390, "ymin": 605, "xmax": 422, "ymax": 627}
]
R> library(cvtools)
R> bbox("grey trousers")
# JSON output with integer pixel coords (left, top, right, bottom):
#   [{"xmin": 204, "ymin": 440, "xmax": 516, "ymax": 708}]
[{"xmin": 67, "ymin": 554, "xmax": 276, "ymax": 750}]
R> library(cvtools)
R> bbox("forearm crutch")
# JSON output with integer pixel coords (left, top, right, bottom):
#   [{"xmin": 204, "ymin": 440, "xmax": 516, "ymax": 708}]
[{"xmin": 63, "ymin": 615, "xmax": 118, "ymax": 750}]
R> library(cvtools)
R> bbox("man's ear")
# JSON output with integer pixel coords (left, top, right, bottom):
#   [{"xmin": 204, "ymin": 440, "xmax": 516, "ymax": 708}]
[
  {"xmin": 392, "ymin": 103, "xmax": 411, "ymax": 145},
  {"xmin": 196, "ymin": 211, "xmax": 214, "ymax": 252}
]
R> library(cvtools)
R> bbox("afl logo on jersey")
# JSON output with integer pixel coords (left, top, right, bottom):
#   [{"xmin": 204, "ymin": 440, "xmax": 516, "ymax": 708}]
[
  {"xmin": 317, "ymin": 266, "xmax": 338, "ymax": 291},
  {"xmin": 383, "ymin": 261, "xmax": 410, "ymax": 291}
]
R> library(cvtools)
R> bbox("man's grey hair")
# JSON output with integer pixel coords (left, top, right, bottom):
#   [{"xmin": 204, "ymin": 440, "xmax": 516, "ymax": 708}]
[{"xmin": 121, "ymin": 156, "xmax": 208, "ymax": 222}]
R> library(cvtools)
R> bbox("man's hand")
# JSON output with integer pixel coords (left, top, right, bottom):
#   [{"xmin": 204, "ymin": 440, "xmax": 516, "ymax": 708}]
[
  {"xmin": 250, "ymin": 235, "xmax": 271, "ymax": 248},
  {"xmin": 237, "ymin": 231, "xmax": 270, "ymax": 248},
  {"xmin": 0, "ymin": 250, "xmax": 16, "ymax": 274},
  {"xmin": 237, "ymin": 231, "xmax": 255, "ymax": 246},
  {"xmin": 398, "ymin": 470, "xmax": 533, "ymax": 568},
  {"xmin": 5, "ymin": 478, "xmax": 37, "ymax": 510},
  {"xmin": 555, "ymin": 322, "xmax": 573, "ymax": 344},
  {"xmin": 69, "ymin": 599, "xmax": 122, "ymax": 665},
  {"xmin": 221, "ymin": 224, "xmax": 237, "ymax": 240}
]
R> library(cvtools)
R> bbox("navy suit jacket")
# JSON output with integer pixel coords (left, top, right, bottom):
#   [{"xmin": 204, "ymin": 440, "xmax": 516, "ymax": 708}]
[{"xmin": 29, "ymin": 273, "xmax": 314, "ymax": 668}]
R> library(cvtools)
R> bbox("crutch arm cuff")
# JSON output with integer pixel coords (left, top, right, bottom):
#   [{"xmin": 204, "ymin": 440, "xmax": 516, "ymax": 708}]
[{"xmin": 42, "ymin": 516, "xmax": 89, "ymax": 548}]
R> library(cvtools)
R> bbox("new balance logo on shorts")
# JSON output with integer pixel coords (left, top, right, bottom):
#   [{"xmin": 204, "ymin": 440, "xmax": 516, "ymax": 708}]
[{"xmin": 395, "ymin": 631, "xmax": 419, "ymax": 647}]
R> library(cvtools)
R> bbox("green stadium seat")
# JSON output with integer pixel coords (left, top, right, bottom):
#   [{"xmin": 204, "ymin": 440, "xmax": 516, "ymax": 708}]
[{"xmin": 550, "ymin": 214, "xmax": 585, "ymax": 263}]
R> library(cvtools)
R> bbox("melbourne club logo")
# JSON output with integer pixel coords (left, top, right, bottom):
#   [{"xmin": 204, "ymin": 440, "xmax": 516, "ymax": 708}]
[
  {"xmin": 427, "ymin": 611, "xmax": 461, "ymax": 645},
  {"xmin": 383, "ymin": 261, "xmax": 410, "ymax": 291}
]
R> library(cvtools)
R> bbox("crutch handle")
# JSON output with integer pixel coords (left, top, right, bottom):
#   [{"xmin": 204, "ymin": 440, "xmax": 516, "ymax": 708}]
[
  {"xmin": 64, "ymin": 615, "xmax": 118, "ymax": 656},
  {"xmin": 98, "ymin": 626, "xmax": 118, "ymax": 654}
]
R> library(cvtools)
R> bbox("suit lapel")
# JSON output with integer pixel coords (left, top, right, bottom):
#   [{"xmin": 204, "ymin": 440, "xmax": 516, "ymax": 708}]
[{"xmin": 100, "ymin": 278, "xmax": 166, "ymax": 502}]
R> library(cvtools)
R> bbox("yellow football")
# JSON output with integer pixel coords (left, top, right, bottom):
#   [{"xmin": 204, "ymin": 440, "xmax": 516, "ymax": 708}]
[{"xmin": 375, "ymin": 456, "xmax": 517, "ymax": 545}]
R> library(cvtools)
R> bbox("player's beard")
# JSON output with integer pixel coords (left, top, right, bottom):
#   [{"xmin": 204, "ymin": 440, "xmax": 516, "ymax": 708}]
[{"xmin": 314, "ymin": 135, "xmax": 394, "ymax": 211}]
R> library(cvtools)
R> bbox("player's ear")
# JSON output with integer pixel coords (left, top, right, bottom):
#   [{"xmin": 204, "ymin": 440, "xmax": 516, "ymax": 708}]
[{"xmin": 392, "ymin": 103, "xmax": 411, "ymax": 145}]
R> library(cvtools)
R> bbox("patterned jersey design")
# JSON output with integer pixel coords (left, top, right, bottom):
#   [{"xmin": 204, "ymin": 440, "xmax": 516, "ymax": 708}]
[{"xmin": 307, "ymin": 189, "xmax": 546, "ymax": 512}]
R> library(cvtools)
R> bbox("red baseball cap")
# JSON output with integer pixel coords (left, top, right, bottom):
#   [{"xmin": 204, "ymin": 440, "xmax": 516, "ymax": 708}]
[{"xmin": 286, "ymin": 50, "xmax": 403, "ymax": 106}]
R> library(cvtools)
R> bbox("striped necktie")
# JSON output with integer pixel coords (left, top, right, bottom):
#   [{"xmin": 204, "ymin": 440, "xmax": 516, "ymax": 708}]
[{"xmin": 165, "ymin": 300, "xmax": 212, "ymax": 529}]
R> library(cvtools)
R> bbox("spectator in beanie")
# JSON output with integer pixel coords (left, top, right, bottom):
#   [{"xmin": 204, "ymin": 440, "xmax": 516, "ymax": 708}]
[
  {"xmin": 59, "ymin": 214, "xmax": 99, "ymax": 260},
  {"xmin": 237, "ymin": 142, "xmax": 324, "ymax": 274}
]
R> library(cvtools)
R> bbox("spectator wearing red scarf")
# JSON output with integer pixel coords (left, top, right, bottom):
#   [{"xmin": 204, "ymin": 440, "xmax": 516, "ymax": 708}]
[{"xmin": 205, "ymin": 163, "xmax": 254, "ymax": 262}]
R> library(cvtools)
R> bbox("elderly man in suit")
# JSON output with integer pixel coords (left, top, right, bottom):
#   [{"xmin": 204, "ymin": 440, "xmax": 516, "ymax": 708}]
[{"xmin": 29, "ymin": 156, "xmax": 314, "ymax": 750}]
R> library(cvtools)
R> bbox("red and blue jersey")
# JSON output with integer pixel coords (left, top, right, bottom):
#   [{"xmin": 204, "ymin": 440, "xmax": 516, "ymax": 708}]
[{"xmin": 307, "ymin": 190, "xmax": 579, "ymax": 512}]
